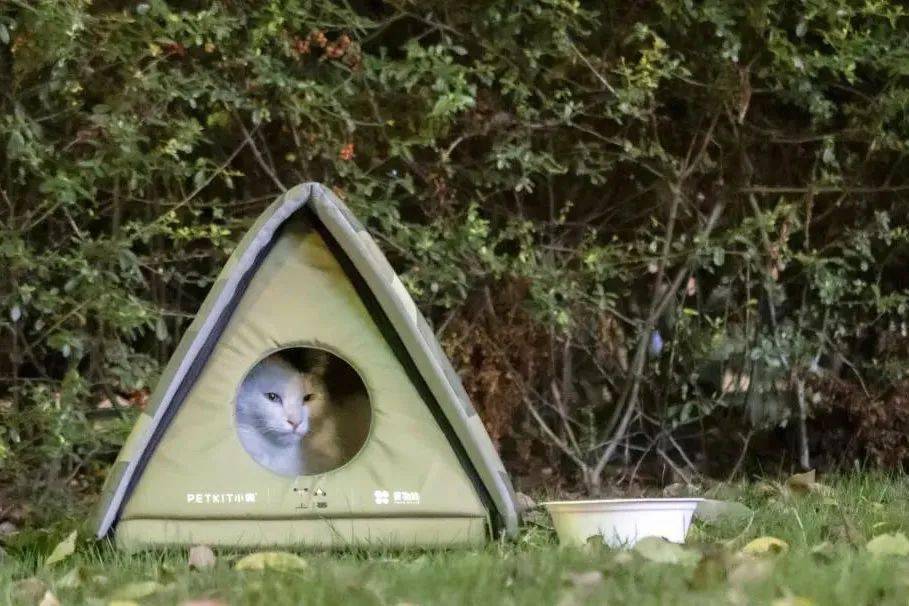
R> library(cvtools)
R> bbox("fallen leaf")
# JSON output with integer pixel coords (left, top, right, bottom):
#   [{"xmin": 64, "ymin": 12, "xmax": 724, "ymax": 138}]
[
  {"xmin": 686, "ymin": 276, "xmax": 697, "ymax": 296},
  {"xmin": 694, "ymin": 499, "xmax": 753, "ymax": 523},
  {"xmin": 182, "ymin": 601, "xmax": 227, "ymax": 606},
  {"xmin": 563, "ymin": 570, "xmax": 604, "ymax": 588},
  {"xmin": 111, "ymin": 581, "xmax": 163, "ymax": 600},
  {"xmin": 108, "ymin": 601, "xmax": 140, "ymax": 606},
  {"xmin": 558, "ymin": 570, "xmax": 604, "ymax": 606},
  {"xmin": 515, "ymin": 492, "xmax": 537, "ymax": 513},
  {"xmin": 786, "ymin": 469, "xmax": 816, "ymax": 492},
  {"xmin": 810, "ymin": 541, "xmax": 835, "ymax": 562},
  {"xmin": 690, "ymin": 549, "xmax": 729, "ymax": 590},
  {"xmin": 634, "ymin": 536, "xmax": 700, "ymax": 565},
  {"xmin": 772, "ymin": 597, "xmax": 815, "ymax": 606},
  {"xmin": 38, "ymin": 590, "xmax": 61, "ymax": 606},
  {"xmin": 742, "ymin": 536, "xmax": 789, "ymax": 555},
  {"xmin": 866, "ymin": 532, "xmax": 909, "ymax": 557},
  {"xmin": 754, "ymin": 482, "xmax": 779, "ymax": 497},
  {"xmin": 188, "ymin": 545, "xmax": 216, "ymax": 570},
  {"xmin": 786, "ymin": 470, "xmax": 828, "ymax": 496},
  {"xmin": 45, "ymin": 530, "xmax": 77, "ymax": 566},
  {"xmin": 662, "ymin": 482, "xmax": 687, "ymax": 497},
  {"xmin": 56, "ymin": 566, "xmax": 84, "ymax": 588},
  {"xmin": 728, "ymin": 557, "xmax": 773, "ymax": 588},
  {"xmin": 234, "ymin": 551, "xmax": 308, "ymax": 571},
  {"xmin": 11, "ymin": 578, "xmax": 47, "ymax": 604}
]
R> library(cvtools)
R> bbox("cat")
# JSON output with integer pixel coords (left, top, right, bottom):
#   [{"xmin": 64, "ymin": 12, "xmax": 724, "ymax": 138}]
[{"xmin": 236, "ymin": 351, "xmax": 342, "ymax": 476}]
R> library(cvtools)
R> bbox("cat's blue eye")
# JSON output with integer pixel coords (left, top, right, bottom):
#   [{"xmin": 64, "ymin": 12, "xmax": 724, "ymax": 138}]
[{"xmin": 265, "ymin": 392, "xmax": 281, "ymax": 403}]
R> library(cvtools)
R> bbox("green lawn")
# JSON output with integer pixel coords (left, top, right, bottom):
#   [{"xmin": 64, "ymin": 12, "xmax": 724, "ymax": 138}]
[{"xmin": 4, "ymin": 474, "xmax": 909, "ymax": 605}]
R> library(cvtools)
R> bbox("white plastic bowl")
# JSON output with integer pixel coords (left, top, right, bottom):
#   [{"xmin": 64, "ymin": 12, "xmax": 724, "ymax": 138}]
[{"xmin": 543, "ymin": 498, "xmax": 704, "ymax": 547}]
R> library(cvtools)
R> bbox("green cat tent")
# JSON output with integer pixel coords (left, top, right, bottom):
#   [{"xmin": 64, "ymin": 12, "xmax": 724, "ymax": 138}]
[{"xmin": 94, "ymin": 182, "xmax": 519, "ymax": 549}]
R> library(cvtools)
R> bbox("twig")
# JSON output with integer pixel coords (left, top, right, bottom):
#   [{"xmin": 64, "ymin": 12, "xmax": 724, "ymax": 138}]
[
  {"xmin": 569, "ymin": 40, "xmax": 615, "ymax": 93},
  {"xmin": 524, "ymin": 394, "xmax": 588, "ymax": 471},
  {"xmin": 794, "ymin": 375, "xmax": 810, "ymax": 469},
  {"xmin": 740, "ymin": 184, "xmax": 909, "ymax": 194},
  {"xmin": 657, "ymin": 448, "xmax": 692, "ymax": 485},
  {"xmin": 726, "ymin": 430, "xmax": 754, "ymax": 482},
  {"xmin": 667, "ymin": 433, "xmax": 697, "ymax": 473},
  {"xmin": 592, "ymin": 199, "xmax": 726, "ymax": 484},
  {"xmin": 233, "ymin": 113, "xmax": 286, "ymax": 192}
]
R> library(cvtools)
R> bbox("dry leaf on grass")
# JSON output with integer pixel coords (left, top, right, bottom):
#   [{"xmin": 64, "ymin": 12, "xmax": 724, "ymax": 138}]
[
  {"xmin": 38, "ymin": 590, "xmax": 60, "ymax": 606},
  {"xmin": 234, "ymin": 551, "xmax": 308, "ymax": 571},
  {"xmin": 772, "ymin": 596, "xmax": 815, "ymax": 606},
  {"xmin": 44, "ymin": 530, "xmax": 77, "ymax": 566},
  {"xmin": 694, "ymin": 499, "xmax": 753, "ymax": 524},
  {"xmin": 188, "ymin": 545, "xmax": 216, "ymax": 570},
  {"xmin": 728, "ymin": 557, "xmax": 774, "ymax": 589},
  {"xmin": 11, "ymin": 578, "xmax": 47, "ymax": 604},
  {"xmin": 558, "ymin": 571, "xmax": 604, "ymax": 606},
  {"xmin": 182, "ymin": 601, "xmax": 228, "ymax": 606},
  {"xmin": 111, "ymin": 581, "xmax": 164, "ymax": 600},
  {"xmin": 810, "ymin": 541, "xmax": 835, "ymax": 562},
  {"xmin": 515, "ymin": 492, "xmax": 537, "ymax": 513},
  {"xmin": 690, "ymin": 549, "xmax": 729, "ymax": 589},
  {"xmin": 786, "ymin": 470, "xmax": 829, "ymax": 496},
  {"xmin": 866, "ymin": 532, "xmax": 909, "ymax": 557},
  {"xmin": 741, "ymin": 536, "xmax": 789, "ymax": 555},
  {"xmin": 56, "ymin": 566, "xmax": 83, "ymax": 588},
  {"xmin": 634, "ymin": 537, "xmax": 700, "ymax": 565},
  {"xmin": 563, "ymin": 570, "xmax": 604, "ymax": 588}
]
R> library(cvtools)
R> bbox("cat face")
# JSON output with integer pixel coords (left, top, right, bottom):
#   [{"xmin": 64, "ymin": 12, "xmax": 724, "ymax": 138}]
[{"xmin": 236, "ymin": 354, "xmax": 326, "ymax": 447}]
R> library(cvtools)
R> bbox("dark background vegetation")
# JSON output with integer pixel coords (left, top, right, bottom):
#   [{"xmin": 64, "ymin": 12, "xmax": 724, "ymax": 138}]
[{"xmin": 2, "ymin": 0, "xmax": 909, "ymax": 524}]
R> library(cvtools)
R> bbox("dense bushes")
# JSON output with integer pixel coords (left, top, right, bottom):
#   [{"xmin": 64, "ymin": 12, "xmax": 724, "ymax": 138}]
[{"xmin": 2, "ymin": 1, "xmax": 909, "ymax": 502}]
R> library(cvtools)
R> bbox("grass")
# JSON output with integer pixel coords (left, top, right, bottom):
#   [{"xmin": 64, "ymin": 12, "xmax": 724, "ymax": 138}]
[{"xmin": 4, "ymin": 474, "xmax": 909, "ymax": 605}]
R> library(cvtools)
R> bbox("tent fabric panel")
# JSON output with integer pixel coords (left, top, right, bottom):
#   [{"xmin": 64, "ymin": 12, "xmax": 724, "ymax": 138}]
[
  {"xmin": 91, "ymin": 460, "xmax": 128, "ymax": 533},
  {"xmin": 94, "ymin": 183, "xmax": 518, "ymax": 539},
  {"xmin": 119, "ymin": 216, "xmax": 487, "ymax": 528},
  {"xmin": 309, "ymin": 190, "xmax": 518, "ymax": 535},
  {"xmin": 116, "ymin": 516, "xmax": 488, "ymax": 550},
  {"xmin": 94, "ymin": 188, "xmax": 313, "ymax": 537}
]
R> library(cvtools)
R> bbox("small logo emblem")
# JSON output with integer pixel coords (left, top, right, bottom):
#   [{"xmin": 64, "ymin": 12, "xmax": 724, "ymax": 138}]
[
  {"xmin": 394, "ymin": 490, "xmax": 421, "ymax": 505},
  {"xmin": 373, "ymin": 490, "xmax": 390, "ymax": 504}
]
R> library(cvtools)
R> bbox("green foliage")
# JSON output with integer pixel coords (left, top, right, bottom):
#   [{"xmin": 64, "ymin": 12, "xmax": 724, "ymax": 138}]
[{"xmin": 2, "ymin": 0, "xmax": 909, "ymax": 496}]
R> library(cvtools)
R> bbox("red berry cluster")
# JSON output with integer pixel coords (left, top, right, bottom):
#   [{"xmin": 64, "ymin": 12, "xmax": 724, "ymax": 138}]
[
  {"xmin": 338, "ymin": 142, "xmax": 355, "ymax": 161},
  {"xmin": 291, "ymin": 30, "xmax": 360, "ymax": 69}
]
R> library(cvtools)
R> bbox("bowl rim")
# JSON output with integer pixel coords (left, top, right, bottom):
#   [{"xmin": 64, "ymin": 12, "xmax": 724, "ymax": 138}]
[{"xmin": 542, "ymin": 497, "xmax": 704, "ymax": 508}]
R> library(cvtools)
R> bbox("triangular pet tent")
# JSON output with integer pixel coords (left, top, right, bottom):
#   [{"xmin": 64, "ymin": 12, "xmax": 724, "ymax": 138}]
[{"xmin": 94, "ymin": 183, "xmax": 519, "ymax": 549}]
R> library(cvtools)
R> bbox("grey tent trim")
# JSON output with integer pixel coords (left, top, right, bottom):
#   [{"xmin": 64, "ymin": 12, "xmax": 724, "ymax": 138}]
[{"xmin": 95, "ymin": 182, "xmax": 519, "ymax": 539}]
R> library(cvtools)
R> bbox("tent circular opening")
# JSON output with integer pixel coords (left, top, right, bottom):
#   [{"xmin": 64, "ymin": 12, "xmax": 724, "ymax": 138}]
[{"xmin": 235, "ymin": 346, "xmax": 372, "ymax": 477}]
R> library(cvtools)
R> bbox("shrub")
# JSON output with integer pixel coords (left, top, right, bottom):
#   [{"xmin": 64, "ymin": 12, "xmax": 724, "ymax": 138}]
[{"xmin": 2, "ymin": 1, "xmax": 909, "ymax": 501}]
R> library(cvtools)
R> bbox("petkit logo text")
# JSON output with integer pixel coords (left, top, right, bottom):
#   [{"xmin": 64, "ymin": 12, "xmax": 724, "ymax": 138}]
[{"xmin": 187, "ymin": 492, "xmax": 257, "ymax": 504}]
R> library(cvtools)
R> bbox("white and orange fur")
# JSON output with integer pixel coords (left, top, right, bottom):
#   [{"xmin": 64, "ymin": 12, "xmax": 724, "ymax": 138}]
[{"xmin": 236, "ymin": 352, "xmax": 348, "ymax": 476}]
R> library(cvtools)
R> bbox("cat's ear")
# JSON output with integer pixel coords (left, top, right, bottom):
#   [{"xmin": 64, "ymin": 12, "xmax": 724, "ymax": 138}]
[{"xmin": 306, "ymin": 349, "xmax": 330, "ymax": 377}]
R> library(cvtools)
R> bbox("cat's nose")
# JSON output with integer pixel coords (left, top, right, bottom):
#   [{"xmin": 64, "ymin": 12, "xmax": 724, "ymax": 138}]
[{"xmin": 286, "ymin": 418, "xmax": 299, "ymax": 429}]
